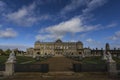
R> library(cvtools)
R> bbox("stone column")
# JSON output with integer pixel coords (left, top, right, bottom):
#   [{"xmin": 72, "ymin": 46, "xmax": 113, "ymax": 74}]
[
  {"xmin": 107, "ymin": 60, "xmax": 117, "ymax": 77},
  {"xmin": 33, "ymin": 53, "xmax": 36, "ymax": 58},
  {"xmin": 4, "ymin": 61, "xmax": 15, "ymax": 76}
]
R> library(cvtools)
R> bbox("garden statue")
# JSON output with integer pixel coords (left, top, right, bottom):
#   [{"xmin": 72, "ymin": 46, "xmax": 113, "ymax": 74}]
[
  {"xmin": 81, "ymin": 52, "xmax": 85, "ymax": 58},
  {"xmin": 107, "ymin": 51, "xmax": 114, "ymax": 62},
  {"xmin": 7, "ymin": 50, "xmax": 16, "ymax": 62},
  {"xmin": 102, "ymin": 50, "xmax": 107, "ymax": 60}
]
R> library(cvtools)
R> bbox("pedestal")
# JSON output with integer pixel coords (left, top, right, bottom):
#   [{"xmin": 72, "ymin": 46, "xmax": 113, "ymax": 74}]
[
  {"xmin": 107, "ymin": 60, "xmax": 117, "ymax": 77},
  {"xmin": 4, "ymin": 61, "xmax": 15, "ymax": 76}
]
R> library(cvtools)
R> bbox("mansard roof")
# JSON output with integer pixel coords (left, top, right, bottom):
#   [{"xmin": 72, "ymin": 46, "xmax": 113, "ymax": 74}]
[
  {"xmin": 77, "ymin": 41, "xmax": 83, "ymax": 45},
  {"xmin": 35, "ymin": 41, "xmax": 40, "ymax": 44},
  {"xmin": 55, "ymin": 39, "xmax": 62, "ymax": 43}
]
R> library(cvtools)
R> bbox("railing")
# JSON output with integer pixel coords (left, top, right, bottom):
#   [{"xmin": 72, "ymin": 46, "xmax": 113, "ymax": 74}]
[
  {"xmin": 0, "ymin": 64, "xmax": 5, "ymax": 71},
  {"xmin": 73, "ymin": 63, "xmax": 107, "ymax": 72},
  {"xmin": 117, "ymin": 63, "xmax": 120, "ymax": 70},
  {"xmin": 14, "ymin": 64, "xmax": 49, "ymax": 73}
]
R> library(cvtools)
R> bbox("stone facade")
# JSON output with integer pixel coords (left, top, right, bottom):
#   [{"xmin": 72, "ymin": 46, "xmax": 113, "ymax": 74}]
[
  {"xmin": 91, "ymin": 43, "xmax": 120, "ymax": 56},
  {"xmin": 34, "ymin": 39, "xmax": 83, "ymax": 55},
  {"xmin": 27, "ymin": 42, "xmax": 120, "ymax": 57},
  {"xmin": 84, "ymin": 48, "xmax": 91, "ymax": 56},
  {"xmin": 26, "ymin": 48, "xmax": 34, "ymax": 55}
]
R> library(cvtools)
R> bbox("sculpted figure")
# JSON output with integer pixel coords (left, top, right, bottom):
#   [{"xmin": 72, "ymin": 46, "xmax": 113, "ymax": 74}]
[
  {"xmin": 7, "ymin": 50, "xmax": 16, "ymax": 62},
  {"xmin": 102, "ymin": 50, "xmax": 107, "ymax": 60}
]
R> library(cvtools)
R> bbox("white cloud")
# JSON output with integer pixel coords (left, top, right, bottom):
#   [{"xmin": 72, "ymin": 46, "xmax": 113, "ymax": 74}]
[
  {"xmin": 42, "ymin": 17, "xmax": 99, "ymax": 33},
  {"xmin": 36, "ymin": 34, "xmax": 63, "ymax": 41},
  {"xmin": 0, "ymin": 28, "xmax": 17, "ymax": 38},
  {"xmin": 80, "ymin": 0, "xmax": 107, "ymax": 22},
  {"xmin": 5, "ymin": 2, "xmax": 37, "ymax": 26},
  {"xmin": 2, "ymin": 0, "xmax": 108, "ymax": 27},
  {"xmin": 0, "ymin": 44, "xmax": 30, "ymax": 51},
  {"xmin": 115, "ymin": 31, "xmax": 120, "ymax": 37},
  {"xmin": 0, "ymin": 25, "xmax": 2, "ymax": 28},
  {"xmin": 60, "ymin": 0, "xmax": 107, "ymax": 16},
  {"xmin": 44, "ymin": 17, "xmax": 82, "ymax": 33},
  {"xmin": 36, "ymin": 17, "xmax": 99, "ymax": 40},
  {"xmin": 85, "ymin": 38, "xmax": 104, "ymax": 49},
  {"xmin": 0, "ymin": 1, "xmax": 5, "ymax": 7},
  {"xmin": 109, "ymin": 31, "xmax": 120, "ymax": 40},
  {"xmin": 95, "ymin": 22, "xmax": 118, "ymax": 30},
  {"xmin": 0, "ymin": 1, "xmax": 6, "ymax": 14},
  {"xmin": 86, "ymin": 38, "xmax": 94, "ymax": 43},
  {"xmin": 110, "ymin": 43, "xmax": 120, "ymax": 49},
  {"xmin": 82, "ymin": 0, "xmax": 107, "ymax": 13},
  {"xmin": 5, "ymin": 2, "xmax": 50, "ymax": 27},
  {"xmin": 110, "ymin": 36, "xmax": 118, "ymax": 41},
  {"xmin": 60, "ymin": 0, "xmax": 88, "ymax": 14},
  {"xmin": 69, "ymin": 40, "xmax": 77, "ymax": 42},
  {"xmin": 106, "ymin": 23, "xmax": 117, "ymax": 28}
]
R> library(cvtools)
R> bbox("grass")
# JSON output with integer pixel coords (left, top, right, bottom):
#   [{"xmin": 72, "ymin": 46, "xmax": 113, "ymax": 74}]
[
  {"xmin": 16, "ymin": 56, "xmax": 48, "ymax": 64},
  {"xmin": 0, "ymin": 55, "xmax": 49, "ymax": 65},
  {"xmin": 80, "ymin": 56, "xmax": 106, "ymax": 64},
  {"xmin": 0, "ymin": 55, "xmax": 120, "ymax": 65},
  {"xmin": 113, "ymin": 57, "xmax": 120, "ymax": 63},
  {"xmin": 0, "ymin": 56, "xmax": 8, "ymax": 65},
  {"xmin": 80, "ymin": 56, "xmax": 120, "ymax": 64},
  {"xmin": 0, "ymin": 56, "xmax": 36, "ymax": 64},
  {"xmin": 16, "ymin": 56, "xmax": 36, "ymax": 64}
]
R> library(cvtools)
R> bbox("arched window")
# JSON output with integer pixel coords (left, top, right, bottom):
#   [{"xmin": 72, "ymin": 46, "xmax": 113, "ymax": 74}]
[{"xmin": 37, "ymin": 52, "xmax": 40, "ymax": 55}]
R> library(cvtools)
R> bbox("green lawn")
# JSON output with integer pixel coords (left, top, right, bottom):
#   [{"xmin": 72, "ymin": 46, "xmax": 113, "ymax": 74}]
[
  {"xmin": 16, "ymin": 56, "xmax": 36, "ymax": 64},
  {"xmin": 80, "ymin": 56, "xmax": 106, "ymax": 64},
  {"xmin": 0, "ymin": 56, "xmax": 36, "ymax": 64},
  {"xmin": 17, "ymin": 56, "xmax": 50, "ymax": 64},
  {"xmin": 0, "ymin": 55, "xmax": 49, "ymax": 65},
  {"xmin": 113, "ymin": 57, "xmax": 120, "ymax": 63},
  {"xmin": 80, "ymin": 56, "xmax": 120, "ymax": 64},
  {"xmin": 1, "ymin": 56, "xmax": 120, "ymax": 65},
  {"xmin": 0, "ymin": 56, "xmax": 8, "ymax": 65}
]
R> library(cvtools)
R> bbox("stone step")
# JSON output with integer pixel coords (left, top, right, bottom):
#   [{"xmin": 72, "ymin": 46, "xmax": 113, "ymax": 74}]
[
  {"xmin": 13, "ymin": 72, "xmax": 75, "ymax": 77},
  {"xmin": 0, "ymin": 71, "xmax": 4, "ymax": 77},
  {"xmin": 37, "ymin": 56, "xmax": 80, "ymax": 71},
  {"xmin": 45, "ymin": 71, "xmax": 75, "ymax": 76}
]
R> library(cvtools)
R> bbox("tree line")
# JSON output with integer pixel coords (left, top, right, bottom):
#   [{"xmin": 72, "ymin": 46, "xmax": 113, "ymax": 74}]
[{"xmin": 0, "ymin": 49, "xmax": 24, "ymax": 56}]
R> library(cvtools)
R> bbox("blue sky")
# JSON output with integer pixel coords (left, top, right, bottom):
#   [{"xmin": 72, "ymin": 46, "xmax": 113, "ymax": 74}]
[{"xmin": 0, "ymin": 0, "xmax": 120, "ymax": 50}]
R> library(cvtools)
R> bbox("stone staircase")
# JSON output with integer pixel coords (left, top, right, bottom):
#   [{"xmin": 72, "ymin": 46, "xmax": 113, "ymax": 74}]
[{"xmin": 39, "ymin": 56, "xmax": 80, "ymax": 72}]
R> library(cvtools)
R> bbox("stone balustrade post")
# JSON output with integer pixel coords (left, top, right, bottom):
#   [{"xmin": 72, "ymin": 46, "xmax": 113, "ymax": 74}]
[
  {"xmin": 107, "ymin": 60, "xmax": 117, "ymax": 77},
  {"xmin": 4, "ymin": 61, "xmax": 15, "ymax": 76},
  {"xmin": 4, "ymin": 50, "xmax": 16, "ymax": 77}
]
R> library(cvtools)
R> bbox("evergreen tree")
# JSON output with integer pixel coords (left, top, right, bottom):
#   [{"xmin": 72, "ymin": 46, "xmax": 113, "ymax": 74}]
[
  {"xmin": 0, "ymin": 49, "xmax": 5, "ymax": 55},
  {"xmin": 5, "ymin": 49, "xmax": 12, "ymax": 56}
]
